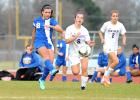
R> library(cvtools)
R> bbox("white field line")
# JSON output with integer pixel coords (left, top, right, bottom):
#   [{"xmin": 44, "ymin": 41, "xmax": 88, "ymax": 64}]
[{"xmin": 0, "ymin": 96, "xmax": 139, "ymax": 100}]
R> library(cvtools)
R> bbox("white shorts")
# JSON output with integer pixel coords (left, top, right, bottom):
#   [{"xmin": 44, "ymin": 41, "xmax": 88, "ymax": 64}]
[
  {"xmin": 103, "ymin": 44, "xmax": 117, "ymax": 54},
  {"xmin": 69, "ymin": 55, "xmax": 83, "ymax": 66}
]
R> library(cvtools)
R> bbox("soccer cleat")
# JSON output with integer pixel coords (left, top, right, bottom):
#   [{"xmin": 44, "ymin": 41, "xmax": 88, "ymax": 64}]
[
  {"xmin": 39, "ymin": 79, "xmax": 45, "ymax": 90},
  {"xmin": 81, "ymin": 86, "xmax": 86, "ymax": 90},
  {"xmin": 101, "ymin": 76, "xmax": 111, "ymax": 87},
  {"xmin": 50, "ymin": 69, "xmax": 59, "ymax": 76},
  {"xmin": 126, "ymin": 79, "xmax": 133, "ymax": 83}
]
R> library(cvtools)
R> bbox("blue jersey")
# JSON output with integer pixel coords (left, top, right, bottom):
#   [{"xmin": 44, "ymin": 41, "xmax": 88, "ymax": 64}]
[
  {"xmin": 98, "ymin": 52, "xmax": 108, "ymax": 67},
  {"xmin": 114, "ymin": 53, "xmax": 126, "ymax": 70},
  {"xmin": 56, "ymin": 40, "xmax": 66, "ymax": 60},
  {"xmin": 33, "ymin": 17, "xmax": 58, "ymax": 49},
  {"xmin": 129, "ymin": 53, "xmax": 140, "ymax": 68},
  {"xmin": 19, "ymin": 51, "xmax": 42, "ymax": 71}
]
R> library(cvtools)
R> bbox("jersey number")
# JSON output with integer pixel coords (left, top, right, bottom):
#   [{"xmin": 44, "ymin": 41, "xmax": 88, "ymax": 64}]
[
  {"xmin": 36, "ymin": 23, "xmax": 40, "ymax": 28},
  {"xmin": 77, "ymin": 39, "xmax": 81, "ymax": 44},
  {"xmin": 112, "ymin": 33, "xmax": 115, "ymax": 38}
]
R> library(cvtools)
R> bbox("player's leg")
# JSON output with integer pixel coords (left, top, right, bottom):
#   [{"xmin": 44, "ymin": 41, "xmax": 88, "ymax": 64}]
[
  {"xmin": 38, "ymin": 46, "xmax": 58, "ymax": 90},
  {"xmin": 70, "ymin": 56, "xmax": 80, "ymax": 82},
  {"xmin": 131, "ymin": 69, "xmax": 140, "ymax": 76},
  {"xmin": 103, "ymin": 52, "xmax": 119, "ymax": 85},
  {"xmin": 49, "ymin": 60, "xmax": 61, "ymax": 81},
  {"xmin": 91, "ymin": 67, "xmax": 105, "ymax": 82},
  {"xmin": 81, "ymin": 57, "xmax": 89, "ymax": 90},
  {"xmin": 126, "ymin": 66, "xmax": 133, "ymax": 83},
  {"xmin": 62, "ymin": 66, "xmax": 68, "ymax": 82},
  {"xmin": 16, "ymin": 68, "xmax": 27, "ymax": 80}
]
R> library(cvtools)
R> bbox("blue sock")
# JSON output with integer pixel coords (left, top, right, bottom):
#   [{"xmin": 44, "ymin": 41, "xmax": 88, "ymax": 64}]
[
  {"xmin": 49, "ymin": 75, "xmax": 55, "ymax": 81},
  {"xmin": 110, "ymin": 78, "xmax": 112, "ymax": 83},
  {"xmin": 126, "ymin": 71, "xmax": 132, "ymax": 81},
  {"xmin": 62, "ymin": 76, "xmax": 67, "ymax": 81},
  {"xmin": 96, "ymin": 77, "xmax": 101, "ymax": 82},
  {"xmin": 91, "ymin": 71, "xmax": 98, "ymax": 82},
  {"xmin": 44, "ymin": 60, "xmax": 54, "ymax": 71},
  {"xmin": 40, "ymin": 67, "xmax": 50, "ymax": 81}
]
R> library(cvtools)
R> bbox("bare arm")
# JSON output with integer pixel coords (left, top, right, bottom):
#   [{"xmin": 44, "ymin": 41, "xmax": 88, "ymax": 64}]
[
  {"xmin": 65, "ymin": 32, "xmax": 80, "ymax": 44},
  {"xmin": 31, "ymin": 27, "xmax": 36, "ymax": 49},
  {"xmin": 122, "ymin": 34, "xmax": 126, "ymax": 47},
  {"xmin": 98, "ymin": 31, "xmax": 104, "ymax": 44}
]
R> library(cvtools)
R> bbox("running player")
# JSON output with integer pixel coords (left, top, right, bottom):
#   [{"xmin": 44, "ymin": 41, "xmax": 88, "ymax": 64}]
[
  {"xmin": 49, "ymin": 39, "xmax": 69, "ymax": 81},
  {"xmin": 31, "ymin": 4, "xmax": 65, "ymax": 90},
  {"xmin": 98, "ymin": 10, "xmax": 126, "ymax": 86},
  {"xmin": 65, "ymin": 10, "xmax": 94, "ymax": 90}
]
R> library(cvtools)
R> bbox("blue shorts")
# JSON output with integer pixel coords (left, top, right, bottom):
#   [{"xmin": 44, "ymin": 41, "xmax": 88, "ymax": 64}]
[
  {"xmin": 55, "ymin": 59, "xmax": 66, "ymax": 67},
  {"xmin": 114, "ymin": 68, "xmax": 126, "ymax": 76},
  {"xmin": 34, "ymin": 39, "xmax": 53, "ymax": 50}
]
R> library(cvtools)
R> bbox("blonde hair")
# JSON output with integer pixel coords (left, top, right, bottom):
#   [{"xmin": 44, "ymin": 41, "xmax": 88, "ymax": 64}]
[{"xmin": 111, "ymin": 10, "xmax": 119, "ymax": 15}]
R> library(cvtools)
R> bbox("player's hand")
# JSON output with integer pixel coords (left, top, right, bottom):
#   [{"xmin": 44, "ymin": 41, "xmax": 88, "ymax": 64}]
[{"xmin": 89, "ymin": 40, "xmax": 95, "ymax": 47}]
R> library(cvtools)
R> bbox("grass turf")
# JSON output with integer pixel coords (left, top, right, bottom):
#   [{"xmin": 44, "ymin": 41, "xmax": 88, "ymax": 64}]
[{"xmin": 0, "ymin": 81, "xmax": 139, "ymax": 100}]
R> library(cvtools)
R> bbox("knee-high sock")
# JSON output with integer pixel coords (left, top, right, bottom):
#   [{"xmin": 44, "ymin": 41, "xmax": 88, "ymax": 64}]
[
  {"xmin": 104, "ymin": 67, "xmax": 113, "ymax": 77},
  {"xmin": 40, "ymin": 66, "xmax": 50, "ymax": 81},
  {"xmin": 44, "ymin": 60, "xmax": 54, "ymax": 71},
  {"xmin": 126, "ymin": 71, "xmax": 132, "ymax": 80},
  {"xmin": 81, "ymin": 76, "xmax": 88, "ymax": 87},
  {"xmin": 91, "ymin": 71, "xmax": 98, "ymax": 82}
]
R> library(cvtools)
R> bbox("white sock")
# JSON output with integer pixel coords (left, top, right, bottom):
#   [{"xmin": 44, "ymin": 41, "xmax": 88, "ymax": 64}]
[
  {"xmin": 104, "ymin": 67, "xmax": 113, "ymax": 77},
  {"xmin": 81, "ymin": 76, "xmax": 88, "ymax": 87}
]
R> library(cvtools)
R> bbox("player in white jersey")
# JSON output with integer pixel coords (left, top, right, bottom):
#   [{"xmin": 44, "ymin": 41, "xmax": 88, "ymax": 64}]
[
  {"xmin": 65, "ymin": 10, "xmax": 94, "ymax": 90},
  {"xmin": 98, "ymin": 10, "xmax": 126, "ymax": 86}
]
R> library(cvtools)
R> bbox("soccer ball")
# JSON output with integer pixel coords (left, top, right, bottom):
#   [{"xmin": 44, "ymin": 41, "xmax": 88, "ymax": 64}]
[{"xmin": 78, "ymin": 44, "xmax": 91, "ymax": 57}]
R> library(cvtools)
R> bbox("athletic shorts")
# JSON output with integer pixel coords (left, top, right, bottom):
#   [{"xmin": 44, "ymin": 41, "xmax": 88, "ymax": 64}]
[
  {"xmin": 114, "ymin": 68, "xmax": 126, "ymax": 76},
  {"xmin": 55, "ymin": 59, "xmax": 66, "ymax": 67},
  {"xmin": 103, "ymin": 44, "xmax": 117, "ymax": 54},
  {"xmin": 34, "ymin": 39, "xmax": 54, "ymax": 50}
]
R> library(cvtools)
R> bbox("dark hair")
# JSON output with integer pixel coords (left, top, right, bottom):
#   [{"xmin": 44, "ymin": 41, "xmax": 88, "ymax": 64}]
[
  {"xmin": 41, "ymin": 4, "xmax": 53, "ymax": 17},
  {"xmin": 74, "ymin": 9, "xmax": 85, "ymax": 18},
  {"xmin": 132, "ymin": 44, "xmax": 139, "ymax": 50}
]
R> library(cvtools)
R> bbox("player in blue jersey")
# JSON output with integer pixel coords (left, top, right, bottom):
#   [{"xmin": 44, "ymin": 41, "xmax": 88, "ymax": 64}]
[
  {"xmin": 49, "ymin": 40, "xmax": 69, "ymax": 81},
  {"xmin": 16, "ymin": 45, "xmax": 43, "ymax": 81},
  {"xmin": 126, "ymin": 44, "xmax": 140, "ymax": 83},
  {"xmin": 111, "ymin": 46, "xmax": 126, "ymax": 77},
  {"xmin": 31, "ymin": 4, "xmax": 65, "ymax": 90},
  {"xmin": 91, "ymin": 51, "xmax": 108, "ymax": 83}
]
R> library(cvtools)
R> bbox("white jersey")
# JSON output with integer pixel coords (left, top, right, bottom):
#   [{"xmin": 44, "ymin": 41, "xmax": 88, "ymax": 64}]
[
  {"xmin": 65, "ymin": 24, "xmax": 90, "ymax": 57},
  {"xmin": 100, "ymin": 21, "xmax": 126, "ymax": 53}
]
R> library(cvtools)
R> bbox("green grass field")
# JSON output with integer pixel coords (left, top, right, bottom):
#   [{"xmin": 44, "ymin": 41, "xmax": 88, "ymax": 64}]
[{"xmin": 0, "ymin": 81, "xmax": 139, "ymax": 100}]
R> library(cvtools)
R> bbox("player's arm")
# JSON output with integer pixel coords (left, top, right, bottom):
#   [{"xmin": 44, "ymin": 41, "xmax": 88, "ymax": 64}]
[
  {"xmin": 122, "ymin": 34, "xmax": 126, "ymax": 47},
  {"xmin": 31, "ymin": 27, "xmax": 36, "ymax": 49},
  {"xmin": 65, "ymin": 32, "xmax": 80, "ymax": 44},
  {"xmin": 98, "ymin": 31, "xmax": 104, "ymax": 44}
]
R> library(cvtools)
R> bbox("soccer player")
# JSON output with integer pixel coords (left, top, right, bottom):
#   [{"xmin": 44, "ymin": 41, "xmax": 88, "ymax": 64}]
[
  {"xmin": 126, "ymin": 44, "xmax": 140, "ymax": 83},
  {"xmin": 31, "ymin": 4, "xmax": 65, "ymax": 90},
  {"xmin": 111, "ymin": 46, "xmax": 126, "ymax": 77},
  {"xmin": 91, "ymin": 46, "xmax": 126, "ymax": 83},
  {"xmin": 16, "ymin": 45, "xmax": 43, "ymax": 81},
  {"xmin": 98, "ymin": 10, "xmax": 126, "ymax": 86},
  {"xmin": 49, "ymin": 39, "xmax": 69, "ymax": 81},
  {"xmin": 91, "ymin": 51, "xmax": 108, "ymax": 83},
  {"xmin": 65, "ymin": 10, "xmax": 94, "ymax": 90}
]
